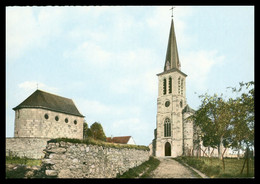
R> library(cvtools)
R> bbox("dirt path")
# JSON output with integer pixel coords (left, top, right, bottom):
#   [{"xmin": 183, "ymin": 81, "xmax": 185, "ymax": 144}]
[{"xmin": 150, "ymin": 157, "xmax": 198, "ymax": 178}]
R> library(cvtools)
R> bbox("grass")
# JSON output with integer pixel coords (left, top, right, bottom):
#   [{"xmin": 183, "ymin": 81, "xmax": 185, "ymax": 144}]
[
  {"xmin": 48, "ymin": 137, "xmax": 150, "ymax": 151},
  {"xmin": 116, "ymin": 156, "xmax": 160, "ymax": 178},
  {"xmin": 6, "ymin": 155, "xmax": 47, "ymax": 178},
  {"xmin": 6, "ymin": 156, "xmax": 42, "ymax": 166},
  {"xmin": 175, "ymin": 156, "xmax": 254, "ymax": 178}
]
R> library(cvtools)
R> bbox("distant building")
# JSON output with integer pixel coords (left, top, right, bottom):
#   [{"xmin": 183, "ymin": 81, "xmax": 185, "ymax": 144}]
[
  {"xmin": 106, "ymin": 136, "xmax": 136, "ymax": 145},
  {"xmin": 13, "ymin": 89, "xmax": 84, "ymax": 139}
]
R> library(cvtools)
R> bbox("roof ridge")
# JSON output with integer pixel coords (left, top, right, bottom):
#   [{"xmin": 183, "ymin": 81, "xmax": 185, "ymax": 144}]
[
  {"xmin": 13, "ymin": 89, "xmax": 84, "ymax": 117},
  {"xmin": 36, "ymin": 89, "xmax": 72, "ymax": 101}
]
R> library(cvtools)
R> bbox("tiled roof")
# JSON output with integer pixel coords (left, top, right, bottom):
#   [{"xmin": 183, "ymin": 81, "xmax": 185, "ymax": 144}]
[
  {"xmin": 13, "ymin": 90, "xmax": 84, "ymax": 117},
  {"xmin": 106, "ymin": 136, "xmax": 131, "ymax": 144}
]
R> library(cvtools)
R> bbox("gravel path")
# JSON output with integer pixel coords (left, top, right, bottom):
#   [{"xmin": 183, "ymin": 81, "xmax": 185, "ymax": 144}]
[{"xmin": 150, "ymin": 157, "xmax": 198, "ymax": 178}]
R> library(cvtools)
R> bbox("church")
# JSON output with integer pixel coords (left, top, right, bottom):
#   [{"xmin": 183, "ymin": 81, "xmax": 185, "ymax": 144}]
[
  {"xmin": 151, "ymin": 17, "xmax": 198, "ymax": 157},
  {"xmin": 12, "ymin": 89, "xmax": 84, "ymax": 139}
]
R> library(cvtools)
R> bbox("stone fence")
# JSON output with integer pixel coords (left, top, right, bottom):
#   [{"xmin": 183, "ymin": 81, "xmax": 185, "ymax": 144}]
[
  {"xmin": 42, "ymin": 141, "xmax": 150, "ymax": 178},
  {"xmin": 6, "ymin": 137, "xmax": 50, "ymax": 159}
]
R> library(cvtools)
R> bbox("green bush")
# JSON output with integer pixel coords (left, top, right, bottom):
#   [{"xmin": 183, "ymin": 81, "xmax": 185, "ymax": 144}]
[{"xmin": 48, "ymin": 137, "xmax": 149, "ymax": 151}]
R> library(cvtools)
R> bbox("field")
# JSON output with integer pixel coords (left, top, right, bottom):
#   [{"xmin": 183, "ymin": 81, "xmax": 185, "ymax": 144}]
[{"xmin": 174, "ymin": 156, "xmax": 254, "ymax": 178}]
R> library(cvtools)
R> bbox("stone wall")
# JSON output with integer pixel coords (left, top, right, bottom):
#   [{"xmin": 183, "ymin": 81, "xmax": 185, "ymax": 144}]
[
  {"xmin": 14, "ymin": 108, "xmax": 84, "ymax": 139},
  {"xmin": 42, "ymin": 141, "xmax": 150, "ymax": 178},
  {"xmin": 6, "ymin": 137, "xmax": 50, "ymax": 159},
  {"xmin": 183, "ymin": 111, "xmax": 194, "ymax": 156}
]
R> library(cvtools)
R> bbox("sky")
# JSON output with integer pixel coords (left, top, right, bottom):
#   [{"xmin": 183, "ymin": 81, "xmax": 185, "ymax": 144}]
[{"xmin": 6, "ymin": 6, "xmax": 254, "ymax": 146}]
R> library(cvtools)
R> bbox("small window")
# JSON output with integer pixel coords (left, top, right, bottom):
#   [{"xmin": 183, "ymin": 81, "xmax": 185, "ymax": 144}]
[
  {"xmin": 74, "ymin": 120, "xmax": 77, "ymax": 125},
  {"xmin": 181, "ymin": 79, "xmax": 184, "ymax": 95},
  {"xmin": 178, "ymin": 77, "xmax": 181, "ymax": 94},
  {"xmin": 55, "ymin": 116, "xmax": 59, "ymax": 121},
  {"xmin": 169, "ymin": 77, "xmax": 172, "ymax": 94},
  {"xmin": 180, "ymin": 100, "xmax": 183, "ymax": 108},
  {"xmin": 44, "ymin": 114, "xmax": 49, "ymax": 119},
  {"xmin": 65, "ymin": 118, "xmax": 68, "ymax": 123},
  {"xmin": 163, "ymin": 78, "xmax": 167, "ymax": 95}
]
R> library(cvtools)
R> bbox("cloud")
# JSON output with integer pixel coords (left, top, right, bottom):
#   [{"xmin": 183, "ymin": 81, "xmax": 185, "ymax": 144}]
[
  {"xmin": 110, "ymin": 118, "xmax": 153, "ymax": 145},
  {"xmin": 6, "ymin": 7, "xmax": 67, "ymax": 62},
  {"xmin": 18, "ymin": 81, "xmax": 59, "ymax": 94},
  {"xmin": 146, "ymin": 6, "xmax": 194, "ymax": 48},
  {"xmin": 182, "ymin": 50, "xmax": 225, "ymax": 91},
  {"xmin": 63, "ymin": 41, "xmax": 113, "ymax": 68},
  {"xmin": 75, "ymin": 98, "xmax": 141, "ymax": 119}
]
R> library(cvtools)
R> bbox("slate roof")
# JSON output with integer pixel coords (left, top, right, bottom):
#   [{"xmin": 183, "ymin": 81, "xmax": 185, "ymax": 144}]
[
  {"xmin": 157, "ymin": 67, "xmax": 187, "ymax": 77},
  {"xmin": 106, "ymin": 136, "xmax": 131, "ymax": 144},
  {"xmin": 164, "ymin": 19, "xmax": 181, "ymax": 71},
  {"xmin": 13, "ymin": 90, "xmax": 84, "ymax": 117},
  {"xmin": 182, "ymin": 104, "xmax": 195, "ymax": 114}
]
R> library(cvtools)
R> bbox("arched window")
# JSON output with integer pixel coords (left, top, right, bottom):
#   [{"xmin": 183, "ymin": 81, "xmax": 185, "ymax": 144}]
[
  {"xmin": 178, "ymin": 77, "xmax": 181, "ymax": 94},
  {"xmin": 169, "ymin": 77, "xmax": 172, "ymax": 94},
  {"xmin": 164, "ymin": 118, "xmax": 171, "ymax": 137},
  {"xmin": 181, "ymin": 79, "xmax": 184, "ymax": 95},
  {"xmin": 163, "ymin": 78, "xmax": 167, "ymax": 95}
]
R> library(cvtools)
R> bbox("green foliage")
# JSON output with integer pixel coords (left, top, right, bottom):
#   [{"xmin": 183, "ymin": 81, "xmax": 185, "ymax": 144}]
[
  {"xmin": 83, "ymin": 122, "xmax": 106, "ymax": 141},
  {"xmin": 116, "ymin": 156, "xmax": 160, "ymax": 178},
  {"xmin": 90, "ymin": 122, "xmax": 106, "ymax": 141},
  {"xmin": 48, "ymin": 137, "xmax": 149, "ymax": 151},
  {"xmin": 227, "ymin": 81, "xmax": 254, "ymax": 150},
  {"xmin": 83, "ymin": 121, "xmax": 88, "ymax": 139},
  {"xmin": 6, "ymin": 150, "xmax": 41, "ymax": 166},
  {"xmin": 189, "ymin": 81, "xmax": 254, "ymax": 159}
]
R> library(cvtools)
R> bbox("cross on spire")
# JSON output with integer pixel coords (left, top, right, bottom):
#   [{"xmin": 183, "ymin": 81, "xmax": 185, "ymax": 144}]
[{"xmin": 170, "ymin": 6, "xmax": 175, "ymax": 18}]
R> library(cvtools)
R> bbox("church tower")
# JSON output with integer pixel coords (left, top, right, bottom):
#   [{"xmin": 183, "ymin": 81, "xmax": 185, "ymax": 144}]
[{"xmin": 153, "ymin": 16, "xmax": 195, "ymax": 157}]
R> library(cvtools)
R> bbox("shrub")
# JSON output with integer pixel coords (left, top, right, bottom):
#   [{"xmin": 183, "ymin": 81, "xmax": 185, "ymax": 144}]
[{"xmin": 48, "ymin": 137, "xmax": 149, "ymax": 151}]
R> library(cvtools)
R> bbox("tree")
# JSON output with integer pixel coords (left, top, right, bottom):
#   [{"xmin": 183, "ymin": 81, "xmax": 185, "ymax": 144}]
[
  {"xmin": 228, "ymin": 81, "xmax": 254, "ymax": 154},
  {"xmin": 190, "ymin": 81, "xmax": 254, "ymax": 161},
  {"xmin": 191, "ymin": 93, "xmax": 233, "ymax": 159},
  {"xmin": 83, "ymin": 120, "xmax": 88, "ymax": 139},
  {"xmin": 89, "ymin": 122, "xmax": 106, "ymax": 141}
]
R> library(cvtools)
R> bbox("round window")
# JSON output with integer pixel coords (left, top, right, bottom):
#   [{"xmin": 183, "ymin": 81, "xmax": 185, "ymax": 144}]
[
  {"xmin": 165, "ymin": 101, "xmax": 170, "ymax": 107},
  {"xmin": 55, "ymin": 116, "xmax": 59, "ymax": 121},
  {"xmin": 74, "ymin": 120, "xmax": 77, "ymax": 125},
  {"xmin": 65, "ymin": 118, "xmax": 68, "ymax": 123},
  {"xmin": 44, "ymin": 114, "xmax": 49, "ymax": 119}
]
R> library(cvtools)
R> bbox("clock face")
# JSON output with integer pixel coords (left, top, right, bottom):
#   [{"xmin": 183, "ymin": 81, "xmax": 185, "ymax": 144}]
[{"xmin": 165, "ymin": 101, "xmax": 170, "ymax": 107}]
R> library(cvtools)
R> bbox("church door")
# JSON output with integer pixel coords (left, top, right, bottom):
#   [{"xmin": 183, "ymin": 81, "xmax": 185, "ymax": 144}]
[{"xmin": 165, "ymin": 142, "xmax": 171, "ymax": 156}]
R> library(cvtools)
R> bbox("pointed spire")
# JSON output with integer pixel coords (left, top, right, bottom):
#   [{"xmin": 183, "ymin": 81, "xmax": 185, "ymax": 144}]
[{"xmin": 164, "ymin": 18, "xmax": 181, "ymax": 71}]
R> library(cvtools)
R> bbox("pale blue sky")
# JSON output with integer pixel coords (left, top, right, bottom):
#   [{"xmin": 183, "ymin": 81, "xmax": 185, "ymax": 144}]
[{"xmin": 6, "ymin": 6, "xmax": 254, "ymax": 146}]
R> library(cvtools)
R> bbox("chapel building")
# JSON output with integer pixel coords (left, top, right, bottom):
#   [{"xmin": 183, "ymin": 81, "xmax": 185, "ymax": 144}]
[
  {"xmin": 13, "ymin": 89, "xmax": 84, "ymax": 139},
  {"xmin": 151, "ymin": 17, "xmax": 198, "ymax": 157}
]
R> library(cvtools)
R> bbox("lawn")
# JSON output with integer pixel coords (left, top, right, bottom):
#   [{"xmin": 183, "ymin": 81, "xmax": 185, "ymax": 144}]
[
  {"xmin": 175, "ymin": 156, "xmax": 254, "ymax": 178},
  {"xmin": 6, "ymin": 156, "xmax": 42, "ymax": 166}
]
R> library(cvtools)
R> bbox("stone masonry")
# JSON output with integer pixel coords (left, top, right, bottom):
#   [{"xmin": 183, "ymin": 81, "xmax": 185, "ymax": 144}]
[
  {"xmin": 42, "ymin": 141, "xmax": 150, "ymax": 178},
  {"xmin": 14, "ymin": 108, "xmax": 83, "ymax": 139},
  {"xmin": 6, "ymin": 137, "xmax": 50, "ymax": 159}
]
